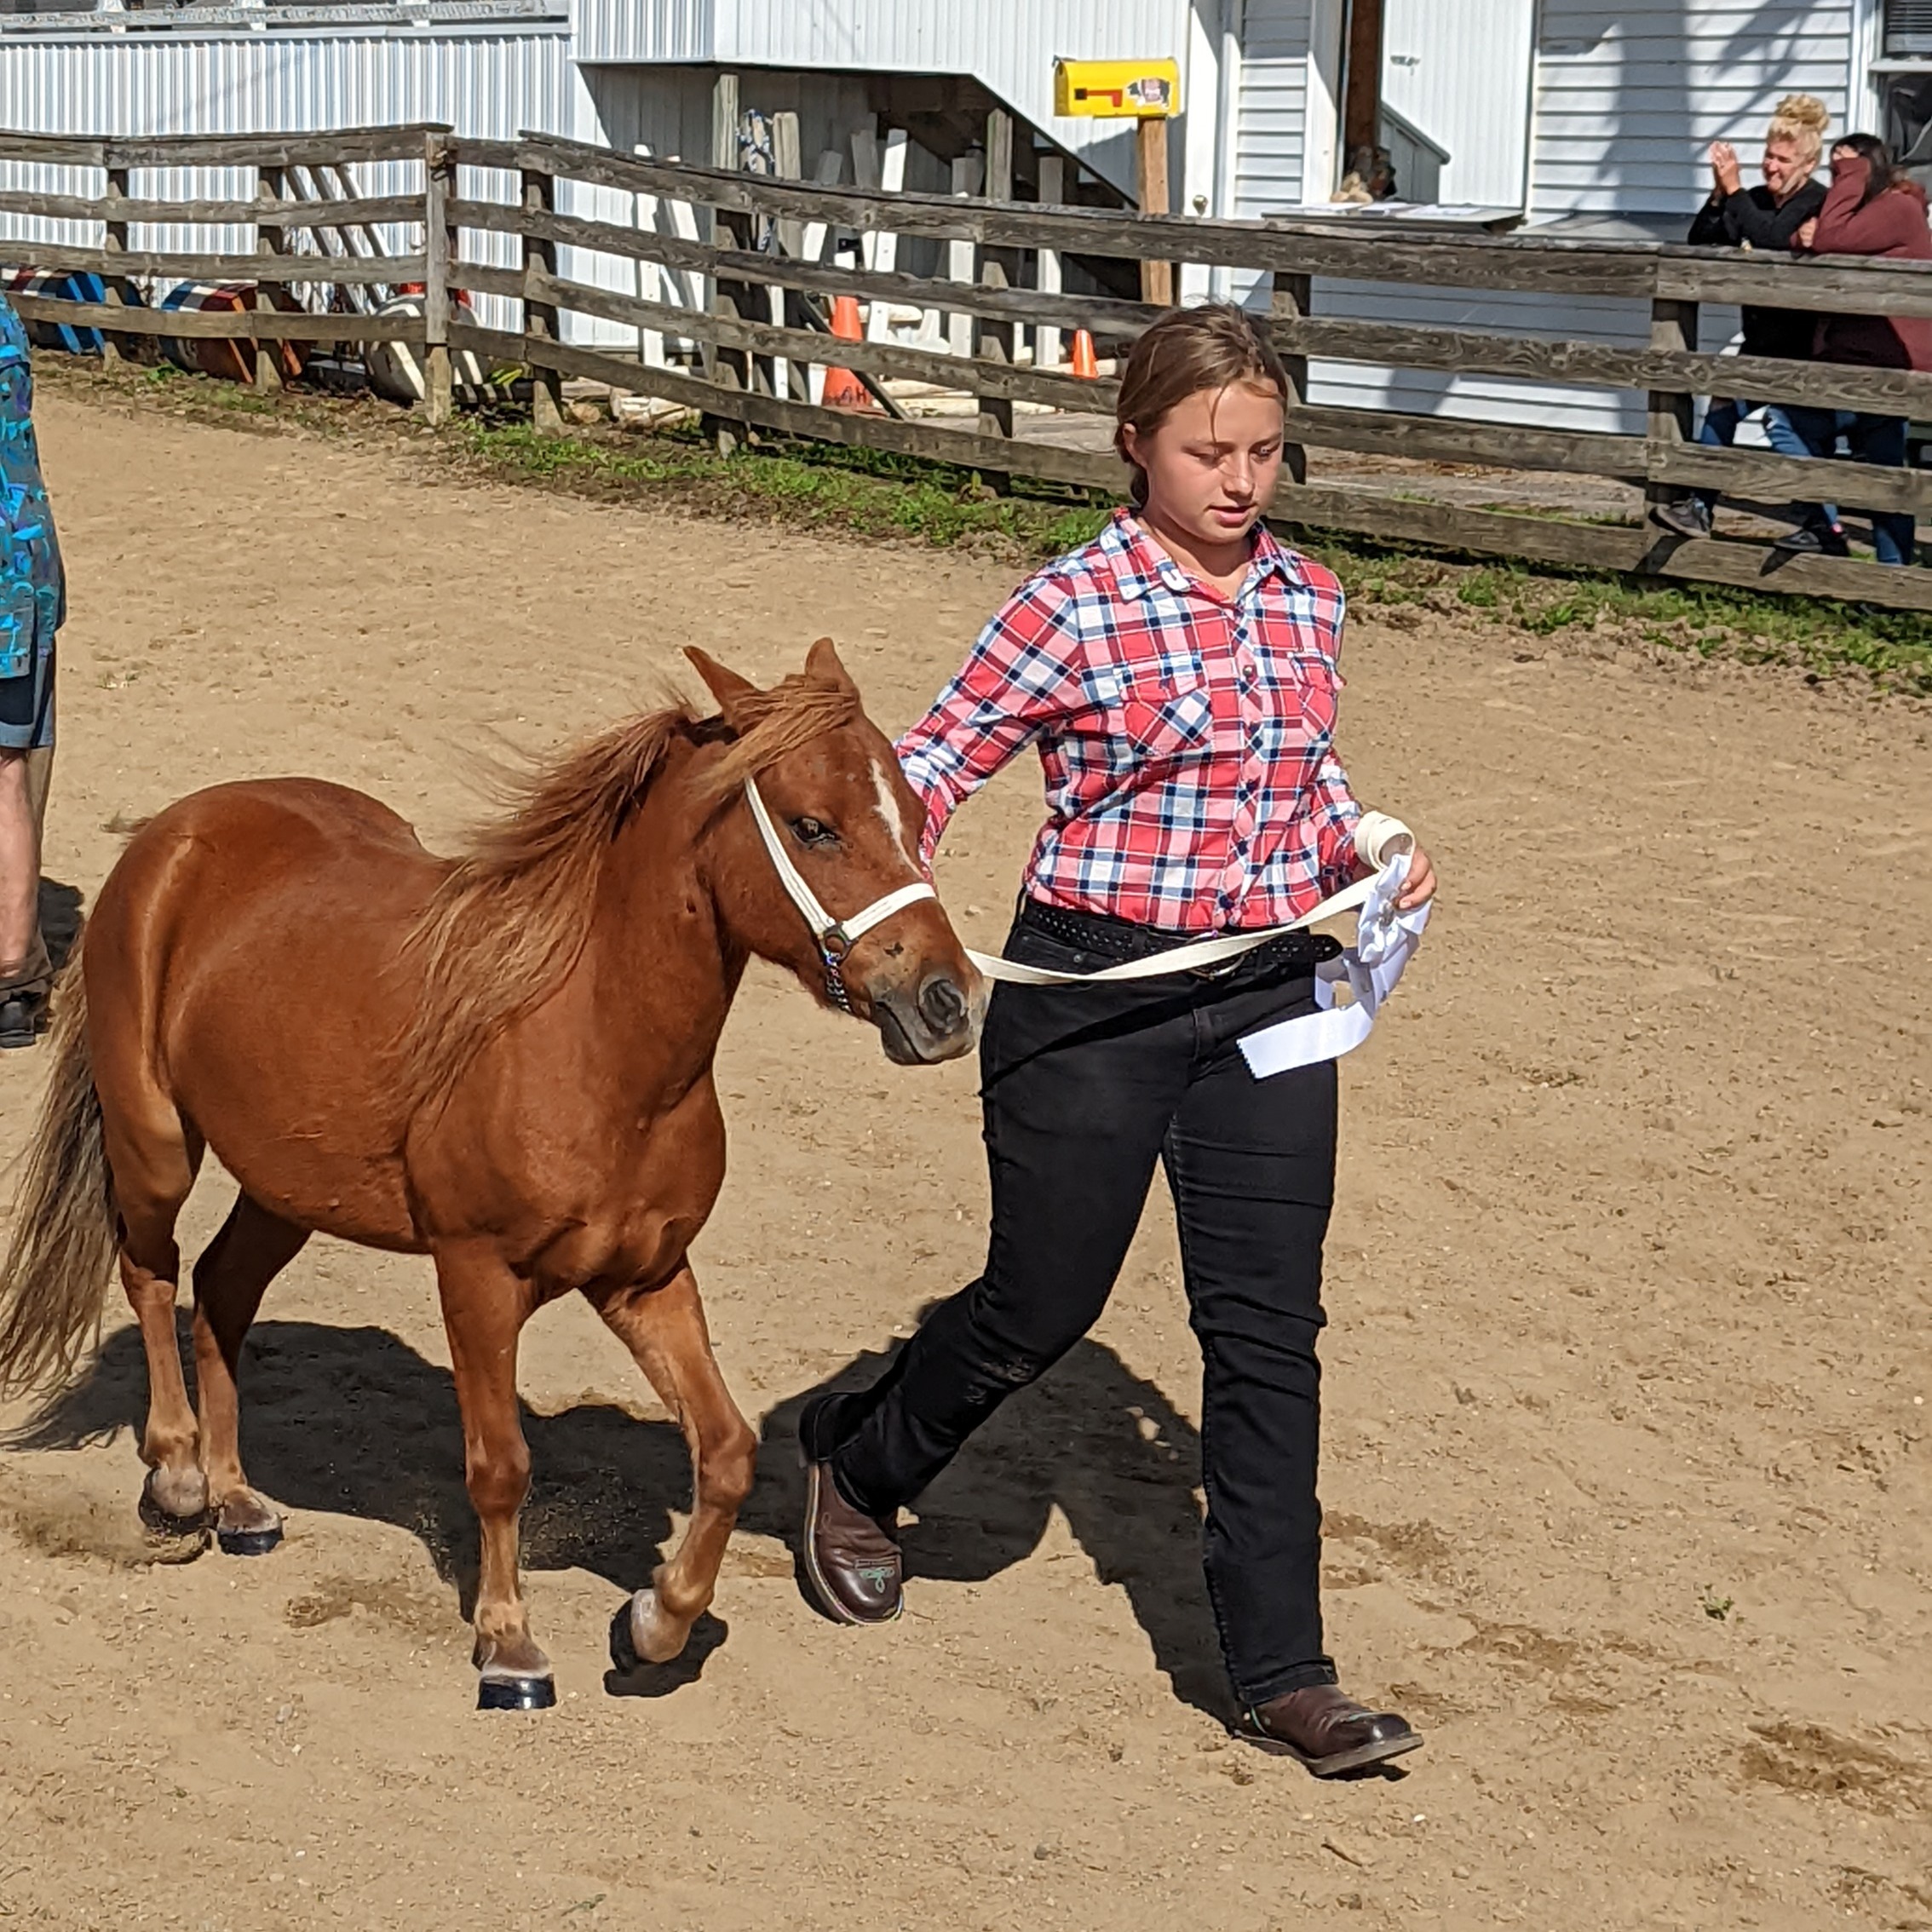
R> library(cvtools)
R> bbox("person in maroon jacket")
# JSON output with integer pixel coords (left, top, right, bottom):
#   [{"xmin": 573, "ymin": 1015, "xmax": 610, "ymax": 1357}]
[{"xmin": 1781, "ymin": 135, "xmax": 1932, "ymax": 564}]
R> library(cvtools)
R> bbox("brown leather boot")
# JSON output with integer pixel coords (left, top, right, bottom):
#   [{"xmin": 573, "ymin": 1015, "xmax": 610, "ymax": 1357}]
[
  {"xmin": 1235, "ymin": 1685, "xmax": 1422, "ymax": 1776},
  {"xmin": 800, "ymin": 1456, "xmax": 903, "ymax": 1626}
]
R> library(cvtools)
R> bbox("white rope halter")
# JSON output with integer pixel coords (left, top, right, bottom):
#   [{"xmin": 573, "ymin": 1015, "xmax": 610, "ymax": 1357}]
[{"xmin": 743, "ymin": 777, "xmax": 938, "ymax": 1012}]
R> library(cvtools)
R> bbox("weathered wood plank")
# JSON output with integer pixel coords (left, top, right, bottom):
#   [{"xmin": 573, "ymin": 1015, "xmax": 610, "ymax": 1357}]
[
  {"xmin": 0, "ymin": 188, "xmax": 424, "ymax": 230},
  {"xmin": 498, "ymin": 131, "xmax": 1665, "ymax": 295},
  {"xmin": 1647, "ymin": 440, "xmax": 1932, "ymax": 515},
  {"xmin": 0, "ymin": 239, "xmax": 423, "ymax": 285},
  {"xmin": 1269, "ymin": 314, "xmax": 1932, "ymax": 417},
  {"xmin": 1658, "ymin": 250, "xmax": 1932, "ymax": 321},
  {"xmin": 1282, "ymin": 400, "xmax": 1932, "ymax": 512},
  {"xmin": 1271, "ymin": 484, "xmax": 1932, "ymax": 609},
  {"xmin": 3, "ymin": 293, "xmax": 420, "ymax": 342},
  {"xmin": 95, "ymin": 124, "xmax": 449, "ymax": 170},
  {"xmin": 452, "ymin": 201, "xmax": 1160, "ymax": 336},
  {"xmin": 523, "ymin": 267, "xmax": 1118, "ymax": 413},
  {"xmin": 1284, "ymin": 404, "xmax": 1642, "ymax": 479}
]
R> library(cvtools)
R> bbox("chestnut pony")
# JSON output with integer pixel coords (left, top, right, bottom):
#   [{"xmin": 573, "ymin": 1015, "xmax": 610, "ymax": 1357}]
[{"xmin": 0, "ymin": 641, "xmax": 980, "ymax": 1707}]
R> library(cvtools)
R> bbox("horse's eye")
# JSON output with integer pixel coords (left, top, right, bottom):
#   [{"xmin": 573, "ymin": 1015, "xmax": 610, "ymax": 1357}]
[{"xmin": 791, "ymin": 816, "xmax": 835, "ymax": 846}]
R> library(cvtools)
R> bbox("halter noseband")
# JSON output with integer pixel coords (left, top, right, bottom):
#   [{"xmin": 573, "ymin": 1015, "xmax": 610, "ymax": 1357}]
[{"xmin": 743, "ymin": 778, "xmax": 937, "ymax": 1013}]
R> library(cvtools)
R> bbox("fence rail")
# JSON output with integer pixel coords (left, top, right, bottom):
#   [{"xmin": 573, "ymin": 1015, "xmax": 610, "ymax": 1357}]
[{"xmin": 1, "ymin": 122, "xmax": 1929, "ymax": 609}]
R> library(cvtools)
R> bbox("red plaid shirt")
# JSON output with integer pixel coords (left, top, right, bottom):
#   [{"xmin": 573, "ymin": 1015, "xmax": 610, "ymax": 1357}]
[{"xmin": 896, "ymin": 510, "xmax": 1361, "ymax": 934}]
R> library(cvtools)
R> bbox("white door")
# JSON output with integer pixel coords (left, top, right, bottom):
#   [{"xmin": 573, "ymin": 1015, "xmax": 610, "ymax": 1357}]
[{"xmin": 1379, "ymin": 0, "xmax": 1538, "ymax": 205}]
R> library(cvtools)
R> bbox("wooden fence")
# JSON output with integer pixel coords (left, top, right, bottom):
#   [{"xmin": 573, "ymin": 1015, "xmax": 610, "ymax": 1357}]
[{"xmin": 3, "ymin": 122, "xmax": 1932, "ymax": 610}]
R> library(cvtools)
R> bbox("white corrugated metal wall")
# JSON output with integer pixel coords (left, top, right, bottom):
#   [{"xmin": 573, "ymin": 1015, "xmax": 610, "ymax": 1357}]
[{"xmin": 0, "ymin": 25, "xmax": 671, "ymax": 340}]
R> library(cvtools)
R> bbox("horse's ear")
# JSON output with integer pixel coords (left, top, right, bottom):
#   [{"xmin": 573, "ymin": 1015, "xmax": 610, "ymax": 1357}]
[
  {"xmin": 804, "ymin": 635, "xmax": 859, "ymax": 693},
  {"xmin": 686, "ymin": 646, "xmax": 760, "ymax": 718}
]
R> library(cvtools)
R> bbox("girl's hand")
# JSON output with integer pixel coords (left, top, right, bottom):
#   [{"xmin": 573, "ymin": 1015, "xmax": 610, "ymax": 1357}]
[
  {"xmin": 1710, "ymin": 141, "xmax": 1742, "ymax": 193},
  {"xmin": 1795, "ymin": 216, "xmax": 1818, "ymax": 250},
  {"xmin": 1396, "ymin": 843, "xmax": 1436, "ymax": 911}
]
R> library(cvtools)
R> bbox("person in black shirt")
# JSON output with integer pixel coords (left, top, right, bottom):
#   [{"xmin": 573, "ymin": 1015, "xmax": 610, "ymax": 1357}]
[{"xmin": 1653, "ymin": 95, "xmax": 1831, "ymax": 542}]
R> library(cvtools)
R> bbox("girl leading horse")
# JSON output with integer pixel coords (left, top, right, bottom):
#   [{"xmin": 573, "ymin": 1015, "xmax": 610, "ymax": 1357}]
[{"xmin": 0, "ymin": 639, "xmax": 980, "ymax": 1708}]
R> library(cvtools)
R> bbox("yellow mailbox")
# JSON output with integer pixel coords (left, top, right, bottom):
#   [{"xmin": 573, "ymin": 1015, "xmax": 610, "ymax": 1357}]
[{"xmin": 1053, "ymin": 57, "xmax": 1181, "ymax": 120}]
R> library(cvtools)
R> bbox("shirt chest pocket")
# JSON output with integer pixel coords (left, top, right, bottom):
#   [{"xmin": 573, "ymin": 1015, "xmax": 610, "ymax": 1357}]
[
  {"xmin": 1087, "ymin": 657, "xmax": 1214, "ymax": 768},
  {"xmin": 1252, "ymin": 646, "xmax": 1341, "ymax": 753}
]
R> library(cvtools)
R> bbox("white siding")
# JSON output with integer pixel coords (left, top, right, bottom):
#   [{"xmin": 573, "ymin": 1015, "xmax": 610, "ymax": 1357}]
[
  {"xmin": 1532, "ymin": 0, "xmax": 1860, "ymax": 216},
  {"xmin": 572, "ymin": 0, "xmax": 1200, "ymax": 199},
  {"xmin": 1381, "ymin": 0, "xmax": 1535, "ymax": 205},
  {"xmin": 1231, "ymin": 0, "xmax": 1310, "ymax": 216}
]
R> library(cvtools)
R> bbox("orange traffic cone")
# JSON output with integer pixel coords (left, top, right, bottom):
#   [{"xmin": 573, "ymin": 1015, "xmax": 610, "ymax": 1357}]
[
  {"xmin": 1069, "ymin": 328, "xmax": 1100, "ymax": 380},
  {"xmin": 820, "ymin": 293, "xmax": 876, "ymax": 410}
]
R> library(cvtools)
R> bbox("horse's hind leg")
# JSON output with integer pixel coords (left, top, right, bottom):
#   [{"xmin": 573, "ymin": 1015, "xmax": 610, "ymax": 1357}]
[
  {"xmin": 192, "ymin": 1193, "xmax": 308, "ymax": 1555},
  {"xmin": 106, "ymin": 1115, "xmax": 209, "ymax": 1534},
  {"xmin": 594, "ymin": 1263, "xmax": 757, "ymax": 1669}
]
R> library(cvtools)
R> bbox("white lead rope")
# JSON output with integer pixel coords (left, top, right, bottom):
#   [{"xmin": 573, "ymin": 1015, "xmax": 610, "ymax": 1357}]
[
  {"xmin": 959, "ymin": 810, "xmax": 1415, "ymax": 986},
  {"xmin": 745, "ymin": 775, "xmax": 1428, "ymax": 1075}
]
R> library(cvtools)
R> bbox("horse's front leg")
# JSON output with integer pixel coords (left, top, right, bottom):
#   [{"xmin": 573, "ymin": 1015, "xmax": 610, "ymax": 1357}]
[
  {"xmin": 591, "ymin": 1262, "xmax": 757, "ymax": 1667},
  {"xmin": 432, "ymin": 1239, "xmax": 551, "ymax": 1710}
]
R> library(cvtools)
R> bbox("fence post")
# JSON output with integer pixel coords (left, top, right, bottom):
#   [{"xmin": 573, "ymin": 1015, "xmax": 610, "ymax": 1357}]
[
  {"xmin": 707, "ymin": 69, "xmax": 751, "ymax": 457},
  {"xmin": 1646, "ymin": 296, "xmax": 1699, "ymax": 526},
  {"xmin": 520, "ymin": 160, "xmax": 564, "ymax": 434},
  {"xmin": 1136, "ymin": 117, "xmax": 1174, "ymax": 308},
  {"xmin": 254, "ymin": 164, "xmax": 287, "ymax": 393},
  {"xmin": 1271, "ymin": 269, "xmax": 1311, "ymax": 486},
  {"xmin": 101, "ymin": 157, "xmax": 134, "ymax": 367},
  {"xmin": 422, "ymin": 132, "xmax": 456, "ymax": 427},
  {"xmin": 974, "ymin": 106, "xmax": 1016, "ymax": 463}
]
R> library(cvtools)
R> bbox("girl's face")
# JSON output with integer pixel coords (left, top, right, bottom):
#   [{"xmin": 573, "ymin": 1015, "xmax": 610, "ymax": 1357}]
[{"xmin": 1122, "ymin": 382, "xmax": 1286, "ymax": 546}]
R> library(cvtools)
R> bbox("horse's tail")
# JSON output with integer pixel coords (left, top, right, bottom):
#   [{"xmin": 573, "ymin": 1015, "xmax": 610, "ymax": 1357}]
[{"xmin": 0, "ymin": 947, "xmax": 120, "ymax": 1395}]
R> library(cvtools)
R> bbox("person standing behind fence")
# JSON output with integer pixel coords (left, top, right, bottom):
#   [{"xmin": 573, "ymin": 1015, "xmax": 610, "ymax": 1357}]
[
  {"xmin": 0, "ymin": 294, "xmax": 65, "ymax": 1047},
  {"xmin": 1780, "ymin": 135, "xmax": 1932, "ymax": 566},
  {"xmin": 1653, "ymin": 95, "xmax": 1831, "ymax": 541}
]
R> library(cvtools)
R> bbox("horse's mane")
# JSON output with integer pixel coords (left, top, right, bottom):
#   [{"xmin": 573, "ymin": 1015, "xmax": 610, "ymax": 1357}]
[{"xmin": 397, "ymin": 673, "xmax": 860, "ymax": 1113}]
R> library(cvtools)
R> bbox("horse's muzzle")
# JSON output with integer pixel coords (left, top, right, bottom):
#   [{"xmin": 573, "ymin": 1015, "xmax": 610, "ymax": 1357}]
[{"xmin": 871, "ymin": 966, "xmax": 981, "ymax": 1065}]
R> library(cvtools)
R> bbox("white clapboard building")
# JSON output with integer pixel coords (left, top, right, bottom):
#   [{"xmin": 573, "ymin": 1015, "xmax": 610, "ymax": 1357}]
[{"xmin": 0, "ymin": 0, "xmax": 1925, "ymax": 425}]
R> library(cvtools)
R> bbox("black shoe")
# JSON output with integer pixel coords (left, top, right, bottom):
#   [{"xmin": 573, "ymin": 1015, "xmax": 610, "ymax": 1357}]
[
  {"xmin": 1774, "ymin": 521, "xmax": 1849, "ymax": 556},
  {"xmin": 0, "ymin": 989, "xmax": 44, "ymax": 1049},
  {"xmin": 1651, "ymin": 496, "xmax": 1711, "ymax": 539}
]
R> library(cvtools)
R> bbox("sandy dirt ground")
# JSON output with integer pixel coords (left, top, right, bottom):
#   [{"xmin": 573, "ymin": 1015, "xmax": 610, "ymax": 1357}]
[{"xmin": 0, "ymin": 387, "xmax": 1928, "ymax": 1932}]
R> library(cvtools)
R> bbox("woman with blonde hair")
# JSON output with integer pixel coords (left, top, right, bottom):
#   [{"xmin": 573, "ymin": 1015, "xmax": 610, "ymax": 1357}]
[
  {"xmin": 798, "ymin": 304, "xmax": 1437, "ymax": 1777},
  {"xmin": 1653, "ymin": 94, "xmax": 1831, "ymax": 540}
]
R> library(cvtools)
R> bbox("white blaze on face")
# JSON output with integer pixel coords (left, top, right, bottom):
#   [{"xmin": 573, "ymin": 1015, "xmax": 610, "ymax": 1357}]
[{"xmin": 870, "ymin": 755, "xmax": 920, "ymax": 877}]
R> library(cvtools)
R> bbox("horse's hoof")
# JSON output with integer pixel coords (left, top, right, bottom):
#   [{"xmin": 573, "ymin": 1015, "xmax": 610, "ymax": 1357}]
[
  {"xmin": 216, "ymin": 1521, "xmax": 283, "ymax": 1557},
  {"xmin": 477, "ymin": 1674, "xmax": 556, "ymax": 1712},
  {"xmin": 138, "ymin": 1479, "xmax": 210, "ymax": 1546},
  {"xmin": 609, "ymin": 1601, "xmax": 641, "ymax": 1674}
]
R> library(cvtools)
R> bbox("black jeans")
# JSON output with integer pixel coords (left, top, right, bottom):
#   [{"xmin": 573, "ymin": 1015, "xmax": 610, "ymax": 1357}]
[{"xmin": 818, "ymin": 900, "xmax": 1342, "ymax": 1707}]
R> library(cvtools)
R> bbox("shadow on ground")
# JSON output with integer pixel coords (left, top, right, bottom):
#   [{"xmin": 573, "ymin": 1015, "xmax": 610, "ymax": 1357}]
[{"xmin": 9, "ymin": 1309, "xmax": 1228, "ymax": 1716}]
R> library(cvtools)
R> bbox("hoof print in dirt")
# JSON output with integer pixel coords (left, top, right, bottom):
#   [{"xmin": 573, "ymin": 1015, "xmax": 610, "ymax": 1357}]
[{"xmin": 477, "ymin": 1675, "xmax": 557, "ymax": 1712}]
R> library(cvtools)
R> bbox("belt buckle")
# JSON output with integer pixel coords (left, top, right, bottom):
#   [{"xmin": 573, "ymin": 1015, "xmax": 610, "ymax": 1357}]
[{"xmin": 1188, "ymin": 934, "xmax": 1250, "ymax": 981}]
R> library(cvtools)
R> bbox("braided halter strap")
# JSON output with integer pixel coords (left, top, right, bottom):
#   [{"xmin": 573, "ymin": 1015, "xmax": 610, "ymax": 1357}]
[{"xmin": 743, "ymin": 778, "xmax": 938, "ymax": 1013}]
